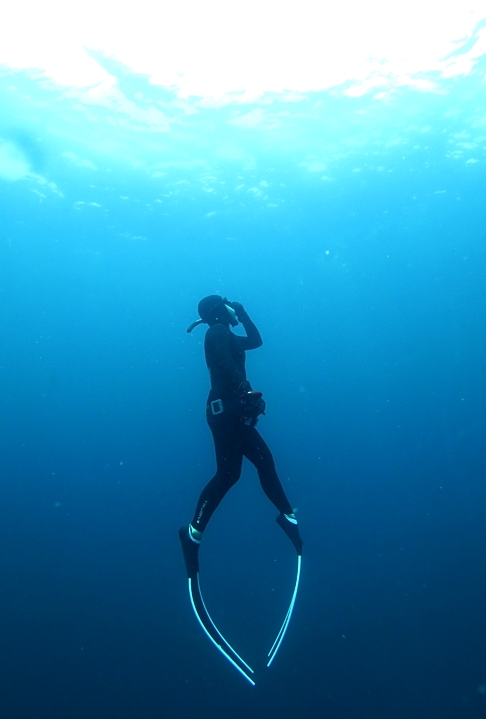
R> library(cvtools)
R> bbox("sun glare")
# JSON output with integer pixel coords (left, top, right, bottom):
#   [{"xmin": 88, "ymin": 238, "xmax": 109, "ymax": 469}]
[{"xmin": 1, "ymin": 0, "xmax": 486, "ymax": 99}]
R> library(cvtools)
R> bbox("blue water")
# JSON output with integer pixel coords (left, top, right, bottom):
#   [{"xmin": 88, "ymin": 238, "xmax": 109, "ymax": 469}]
[{"xmin": 1, "ymin": 50, "xmax": 486, "ymax": 719}]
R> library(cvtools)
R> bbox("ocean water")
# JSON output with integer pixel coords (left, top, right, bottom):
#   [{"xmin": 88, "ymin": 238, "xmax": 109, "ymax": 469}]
[{"xmin": 1, "ymin": 41, "xmax": 486, "ymax": 719}]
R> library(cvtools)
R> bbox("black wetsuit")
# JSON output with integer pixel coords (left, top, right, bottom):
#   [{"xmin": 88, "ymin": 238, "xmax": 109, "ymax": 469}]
[{"xmin": 191, "ymin": 313, "xmax": 293, "ymax": 533}]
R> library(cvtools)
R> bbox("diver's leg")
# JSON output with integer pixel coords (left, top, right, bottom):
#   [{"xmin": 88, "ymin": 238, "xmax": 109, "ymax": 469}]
[
  {"xmin": 243, "ymin": 427, "xmax": 303, "ymax": 556},
  {"xmin": 242, "ymin": 426, "xmax": 294, "ymax": 515},
  {"xmin": 190, "ymin": 420, "xmax": 244, "ymax": 534}
]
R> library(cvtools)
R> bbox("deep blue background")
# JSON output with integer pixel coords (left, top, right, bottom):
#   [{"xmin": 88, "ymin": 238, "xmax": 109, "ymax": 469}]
[{"xmin": 1, "ymin": 63, "xmax": 486, "ymax": 718}]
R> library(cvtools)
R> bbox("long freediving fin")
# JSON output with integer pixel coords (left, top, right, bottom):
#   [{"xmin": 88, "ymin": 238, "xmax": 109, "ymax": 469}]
[
  {"xmin": 267, "ymin": 514, "xmax": 303, "ymax": 667},
  {"xmin": 179, "ymin": 526, "xmax": 255, "ymax": 685}
]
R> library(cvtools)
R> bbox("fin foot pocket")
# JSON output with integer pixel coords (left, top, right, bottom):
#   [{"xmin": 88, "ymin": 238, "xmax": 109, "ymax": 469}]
[
  {"xmin": 179, "ymin": 525, "xmax": 200, "ymax": 578},
  {"xmin": 276, "ymin": 513, "xmax": 303, "ymax": 555}
]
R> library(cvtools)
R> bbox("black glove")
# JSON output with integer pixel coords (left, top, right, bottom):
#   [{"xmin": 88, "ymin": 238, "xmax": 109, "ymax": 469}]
[{"xmin": 229, "ymin": 301, "xmax": 248, "ymax": 322}]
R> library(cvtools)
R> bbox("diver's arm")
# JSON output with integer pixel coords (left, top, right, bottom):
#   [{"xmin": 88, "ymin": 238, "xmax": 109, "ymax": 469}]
[
  {"xmin": 233, "ymin": 304, "xmax": 262, "ymax": 350},
  {"xmin": 239, "ymin": 315, "xmax": 263, "ymax": 350}
]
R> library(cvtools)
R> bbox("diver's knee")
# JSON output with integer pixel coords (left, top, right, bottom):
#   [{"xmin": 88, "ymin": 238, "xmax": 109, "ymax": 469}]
[
  {"xmin": 215, "ymin": 470, "xmax": 241, "ymax": 489},
  {"xmin": 256, "ymin": 456, "xmax": 275, "ymax": 474}
]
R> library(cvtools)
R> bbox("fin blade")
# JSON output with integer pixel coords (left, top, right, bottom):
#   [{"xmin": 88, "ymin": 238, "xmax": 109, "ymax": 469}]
[
  {"xmin": 188, "ymin": 577, "xmax": 255, "ymax": 685},
  {"xmin": 267, "ymin": 555, "xmax": 302, "ymax": 666}
]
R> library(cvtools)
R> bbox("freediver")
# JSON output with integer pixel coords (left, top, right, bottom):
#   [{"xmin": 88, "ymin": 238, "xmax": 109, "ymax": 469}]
[{"xmin": 179, "ymin": 295, "xmax": 303, "ymax": 577}]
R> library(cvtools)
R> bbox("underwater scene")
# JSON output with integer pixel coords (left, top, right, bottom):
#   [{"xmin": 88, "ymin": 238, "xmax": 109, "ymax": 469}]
[{"xmin": 1, "ymin": 2, "xmax": 486, "ymax": 717}]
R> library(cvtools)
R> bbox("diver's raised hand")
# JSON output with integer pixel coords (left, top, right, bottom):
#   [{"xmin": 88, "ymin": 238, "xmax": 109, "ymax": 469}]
[{"xmin": 230, "ymin": 301, "xmax": 248, "ymax": 321}]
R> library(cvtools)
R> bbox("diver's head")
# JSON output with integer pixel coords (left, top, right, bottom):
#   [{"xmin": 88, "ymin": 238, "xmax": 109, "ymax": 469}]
[
  {"xmin": 187, "ymin": 295, "xmax": 238, "ymax": 333},
  {"xmin": 198, "ymin": 295, "xmax": 238, "ymax": 326}
]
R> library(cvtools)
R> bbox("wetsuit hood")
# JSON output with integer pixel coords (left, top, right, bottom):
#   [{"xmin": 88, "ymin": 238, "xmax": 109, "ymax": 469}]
[{"xmin": 187, "ymin": 295, "xmax": 238, "ymax": 333}]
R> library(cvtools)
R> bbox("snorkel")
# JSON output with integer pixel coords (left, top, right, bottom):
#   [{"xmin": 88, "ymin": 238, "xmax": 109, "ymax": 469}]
[{"xmin": 186, "ymin": 319, "xmax": 205, "ymax": 333}]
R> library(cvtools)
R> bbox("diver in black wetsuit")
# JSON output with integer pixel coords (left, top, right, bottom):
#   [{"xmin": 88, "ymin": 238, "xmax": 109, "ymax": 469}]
[{"xmin": 179, "ymin": 295, "xmax": 302, "ymax": 576}]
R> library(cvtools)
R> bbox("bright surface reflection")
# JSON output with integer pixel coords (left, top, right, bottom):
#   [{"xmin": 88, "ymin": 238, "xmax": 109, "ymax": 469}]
[{"xmin": 1, "ymin": 0, "xmax": 486, "ymax": 100}]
